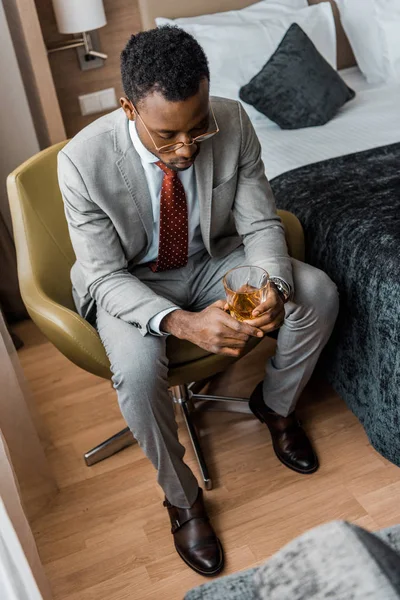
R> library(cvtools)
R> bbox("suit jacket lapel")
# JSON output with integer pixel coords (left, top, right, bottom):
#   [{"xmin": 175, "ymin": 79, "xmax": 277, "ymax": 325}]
[
  {"xmin": 113, "ymin": 109, "xmax": 215, "ymax": 254},
  {"xmin": 114, "ymin": 110, "xmax": 153, "ymax": 248},
  {"xmin": 195, "ymin": 140, "xmax": 214, "ymax": 253}
]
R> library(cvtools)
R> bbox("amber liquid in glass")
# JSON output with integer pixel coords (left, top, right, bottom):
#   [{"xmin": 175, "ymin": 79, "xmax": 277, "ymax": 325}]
[{"xmin": 228, "ymin": 285, "xmax": 261, "ymax": 321}]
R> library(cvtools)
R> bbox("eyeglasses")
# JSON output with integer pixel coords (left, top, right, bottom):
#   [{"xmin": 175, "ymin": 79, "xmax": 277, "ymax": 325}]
[{"xmin": 133, "ymin": 102, "xmax": 219, "ymax": 154}]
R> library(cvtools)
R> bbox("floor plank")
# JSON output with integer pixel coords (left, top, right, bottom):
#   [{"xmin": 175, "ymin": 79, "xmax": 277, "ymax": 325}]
[{"xmin": 14, "ymin": 319, "xmax": 400, "ymax": 600}]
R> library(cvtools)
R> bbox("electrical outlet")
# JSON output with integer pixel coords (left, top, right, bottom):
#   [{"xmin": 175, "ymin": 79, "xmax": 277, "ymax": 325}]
[{"xmin": 79, "ymin": 88, "xmax": 118, "ymax": 116}]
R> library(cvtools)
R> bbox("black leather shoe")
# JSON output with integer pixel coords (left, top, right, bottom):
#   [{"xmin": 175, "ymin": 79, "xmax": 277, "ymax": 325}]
[
  {"xmin": 249, "ymin": 382, "xmax": 319, "ymax": 474},
  {"xmin": 164, "ymin": 488, "xmax": 224, "ymax": 576}
]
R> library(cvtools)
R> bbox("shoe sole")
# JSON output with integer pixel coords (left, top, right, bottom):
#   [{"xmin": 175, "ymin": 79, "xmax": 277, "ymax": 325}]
[
  {"xmin": 175, "ymin": 538, "xmax": 225, "ymax": 577},
  {"xmin": 249, "ymin": 399, "xmax": 319, "ymax": 475}
]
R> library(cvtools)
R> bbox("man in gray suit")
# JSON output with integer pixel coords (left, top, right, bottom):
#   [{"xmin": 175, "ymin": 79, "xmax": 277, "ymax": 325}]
[{"xmin": 58, "ymin": 27, "xmax": 339, "ymax": 576}]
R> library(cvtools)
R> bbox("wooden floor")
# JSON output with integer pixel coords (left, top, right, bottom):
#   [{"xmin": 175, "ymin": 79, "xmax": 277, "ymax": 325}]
[{"xmin": 15, "ymin": 319, "xmax": 400, "ymax": 600}]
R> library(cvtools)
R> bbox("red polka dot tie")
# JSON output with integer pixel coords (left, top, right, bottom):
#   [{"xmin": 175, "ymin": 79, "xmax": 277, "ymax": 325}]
[{"xmin": 149, "ymin": 161, "xmax": 189, "ymax": 272}]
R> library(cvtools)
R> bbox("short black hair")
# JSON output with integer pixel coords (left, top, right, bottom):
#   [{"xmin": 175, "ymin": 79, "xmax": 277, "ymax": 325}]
[{"xmin": 120, "ymin": 26, "xmax": 209, "ymax": 105}]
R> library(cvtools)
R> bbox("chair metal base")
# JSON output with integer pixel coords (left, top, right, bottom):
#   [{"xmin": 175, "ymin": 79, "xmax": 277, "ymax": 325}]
[
  {"xmin": 83, "ymin": 383, "xmax": 250, "ymax": 491},
  {"xmin": 84, "ymin": 427, "xmax": 136, "ymax": 466},
  {"xmin": 169, "ymin": 385, "xmax": 250, "ymax": 490}
]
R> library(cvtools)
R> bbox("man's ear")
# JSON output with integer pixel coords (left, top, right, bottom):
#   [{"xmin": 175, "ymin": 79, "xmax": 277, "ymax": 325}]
[{"xmin": 120, "ymin": 97, "xmax": 135, "ymax": 121}]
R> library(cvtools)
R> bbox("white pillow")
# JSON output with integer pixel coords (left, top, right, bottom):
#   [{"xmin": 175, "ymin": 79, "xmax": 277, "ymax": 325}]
[
  {"xmin": 336, "ymin": 0, "xmax": 400, "ymax": 84},
  {"xmin": 157, "ymin": 4, "xmax": 337, "ymax": 124},
  {"xmin": 156, "ymin": 0, "xmax": 309, "ymax": 27}
]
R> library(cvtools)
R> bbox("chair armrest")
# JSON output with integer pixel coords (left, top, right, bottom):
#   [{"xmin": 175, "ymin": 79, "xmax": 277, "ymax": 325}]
[
  {"xmin": 277, "ymin": 209, "xmax": 305, "ymax": 262},
  {"xmin": 24, "ymin": 289, "xmax": 111, "ymax": 380}
]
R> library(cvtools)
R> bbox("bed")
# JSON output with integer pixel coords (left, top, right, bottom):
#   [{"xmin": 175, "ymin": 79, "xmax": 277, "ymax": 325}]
[{"xmin": 138, "ymin": 0, "xmax": 400, "ymax": 467}]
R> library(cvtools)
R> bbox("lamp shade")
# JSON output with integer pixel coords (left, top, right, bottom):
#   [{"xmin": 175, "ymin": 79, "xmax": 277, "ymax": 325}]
[{"xmin": 52, "ymin": 0, "xmax": 107, "ymax": 34}]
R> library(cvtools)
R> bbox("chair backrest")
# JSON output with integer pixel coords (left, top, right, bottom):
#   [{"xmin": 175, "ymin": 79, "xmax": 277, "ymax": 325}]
[{"xmin": 7, "ymin": 141, "xmax": 76, "ymax": 312}]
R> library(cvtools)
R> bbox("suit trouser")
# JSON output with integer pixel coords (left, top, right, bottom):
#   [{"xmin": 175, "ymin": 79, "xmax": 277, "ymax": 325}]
[{"xmin": 96, "ymin": 247, "xmax": 339, "ymax": 508}]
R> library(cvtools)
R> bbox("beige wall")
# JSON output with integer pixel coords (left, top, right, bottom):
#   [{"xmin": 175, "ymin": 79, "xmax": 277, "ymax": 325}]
[
  {"xmin": 0, "ymin": 0, "xmax": 40, "ymax": 236},
  {"xmin": 3, "ymin": 0, "xmax": 66, "ymax": 148},
  {"xmin": 35, "ymin": 0, "xmax": 142, "ymax": 138}
]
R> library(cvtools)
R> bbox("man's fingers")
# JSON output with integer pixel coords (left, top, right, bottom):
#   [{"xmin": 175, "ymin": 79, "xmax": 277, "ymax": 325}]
[
  {"xmin": 260, "ymin": 320, "xmax": 283, "ymax": 333},
  {"xmin": 219, "ymin": 347, "xmax": 243, "ymax": 358},
  {"xmin": 252, "ymin": 298, "xmax": 279, "ymax": 317},
  {"xmin": 252, "ymin": 286, "xmax": 282, "ymax": 317},
  {"xmin": 218, "ymin": 311, "xmax": 263, "ymax": 338},
  {"xmin": 246, "ymin": 306, "xmax": 285, "ymax": 332},
  {"xmin": 246, "ymin": 309, "xmax": 284, "ymax": 328},
  {"xmin": 259, "ymin": 311, "xmax": 286, "ymax": 333},
  {"xmin": 217, "ymin": 337, "xmax": 248, "ymax": 349},
  {"xmin": 211, "ymin": 299, "xmax": 228, "ymax": 310},
  {"xmin": 218, "ymin": 328, "xmax": 249, "ymax": 342}
]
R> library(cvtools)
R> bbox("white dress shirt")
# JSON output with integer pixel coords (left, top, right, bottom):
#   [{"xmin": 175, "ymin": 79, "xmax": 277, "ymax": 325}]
[{"xmin": 129, "ymin": 120, "xmax": 204, "ymax": 334}]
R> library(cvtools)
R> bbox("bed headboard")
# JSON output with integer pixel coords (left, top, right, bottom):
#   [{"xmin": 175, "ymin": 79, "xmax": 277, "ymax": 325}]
[
  {"xmin": 137, "ymin": 0, "xmax": 356, "ymax": 69},
  {"xmin": 308, "ymin": 0, "xmax": 355, "ymax": 69}
]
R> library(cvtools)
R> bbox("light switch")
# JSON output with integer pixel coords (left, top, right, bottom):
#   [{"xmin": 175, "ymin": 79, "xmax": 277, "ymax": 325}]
[
  {"xmin": 79, "ymin": 88, "xmax": 118, "ymax": 116},
  {"xmin": 79, "ymin": 93, "xmax": 101, "ymax": 116}
]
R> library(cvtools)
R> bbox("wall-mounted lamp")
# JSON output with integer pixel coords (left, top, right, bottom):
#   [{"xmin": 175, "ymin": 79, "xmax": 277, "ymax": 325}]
[{"xmin": 47, "ymin": 0, "xmax": 107, "ymax": 61}]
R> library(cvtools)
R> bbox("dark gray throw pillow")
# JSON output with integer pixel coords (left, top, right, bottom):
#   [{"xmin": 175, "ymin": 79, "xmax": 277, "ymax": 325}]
[{"xmin": 239, "ymin": 23, "xmax": 355, "ymax": 129}]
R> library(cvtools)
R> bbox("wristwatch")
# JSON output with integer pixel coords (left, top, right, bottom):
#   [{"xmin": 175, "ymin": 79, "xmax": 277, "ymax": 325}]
[{"xmin": 270, "ymin": 277, "xmax": 292, "ymax": 304}]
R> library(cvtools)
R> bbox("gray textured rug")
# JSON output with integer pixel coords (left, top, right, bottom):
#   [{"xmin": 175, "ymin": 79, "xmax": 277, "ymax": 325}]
[
  {"xmin": 184, "ymin": 525, "xmax": 400, "ymax": 600},
  {"xmin": 270, "ymin": 142, "xmax": 400, "ymax": 466}
]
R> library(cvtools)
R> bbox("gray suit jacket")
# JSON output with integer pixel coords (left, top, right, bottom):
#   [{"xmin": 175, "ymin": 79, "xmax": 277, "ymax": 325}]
[{"xmin": 58, "ymin": 98, "xmax": 292, "ymax": 336}]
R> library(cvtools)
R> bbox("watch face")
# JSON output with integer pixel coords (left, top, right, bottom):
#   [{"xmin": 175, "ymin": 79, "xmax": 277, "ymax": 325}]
[{"xmin": 271, "ymin": 278, "xmax": 290, "ymax": 302}]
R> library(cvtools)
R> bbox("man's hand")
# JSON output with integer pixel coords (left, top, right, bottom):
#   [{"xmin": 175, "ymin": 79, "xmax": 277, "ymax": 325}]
[
  {"xmin": 242, "ymin": 283, "xmax": 285, "ymax": 333},
  {"xmin": 161, "ymin": 300, "xmax": 264, "ymax": 357}
]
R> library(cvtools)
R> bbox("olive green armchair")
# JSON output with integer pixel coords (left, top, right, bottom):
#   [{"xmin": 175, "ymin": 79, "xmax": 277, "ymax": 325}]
[{"xmin": 7, "ymin": 141, "xmax": 305, "ymax": 490}]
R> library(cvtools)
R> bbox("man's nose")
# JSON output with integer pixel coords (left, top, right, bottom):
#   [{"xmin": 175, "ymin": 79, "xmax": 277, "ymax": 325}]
[{"xmin": 175, "ymin": 141, "xmax": 198, "ymax": 160}]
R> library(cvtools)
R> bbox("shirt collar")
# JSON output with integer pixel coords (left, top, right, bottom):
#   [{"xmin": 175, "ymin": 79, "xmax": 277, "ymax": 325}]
[{"xmin": 128, "ymin": 119, "xmax": 159, "ymax": 164}]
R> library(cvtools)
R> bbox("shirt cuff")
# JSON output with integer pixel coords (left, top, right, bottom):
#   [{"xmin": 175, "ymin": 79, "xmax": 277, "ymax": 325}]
[{"xmin": 147, "ymin": 307, "xmax": 180, "ymax": 336}]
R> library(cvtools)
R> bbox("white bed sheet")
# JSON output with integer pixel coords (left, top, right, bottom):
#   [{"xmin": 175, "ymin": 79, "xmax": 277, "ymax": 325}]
[{"xmin": 250, "ymin": 67, "xmax": 400, "ymax": 180}]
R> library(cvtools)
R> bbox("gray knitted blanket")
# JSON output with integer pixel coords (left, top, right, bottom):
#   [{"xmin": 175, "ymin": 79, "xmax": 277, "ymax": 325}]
[{"xmin": 270, "ymin": 142, "xmax": 400, "ymax": 466}]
